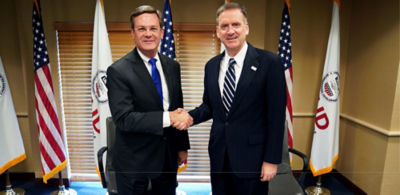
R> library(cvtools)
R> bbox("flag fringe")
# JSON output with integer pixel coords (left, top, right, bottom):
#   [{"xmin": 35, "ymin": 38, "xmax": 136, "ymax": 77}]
[
  {"xmin": 309, "ymin": 154, "xmax": 339, "ymax": 177},
  {"xmin": 0, "ymin": 153, "xmax": 26, "ymax": 175},
  {"xmin": 42, "ymin": 160, "xmax": 67, "ymax": 183},
  {"xmin": 177, "ymin": 162, "xmax": 188, "ymax": 173},
  {"xmin": 95, "ymin": 166, "xmax": 102, "ymax": 183}
]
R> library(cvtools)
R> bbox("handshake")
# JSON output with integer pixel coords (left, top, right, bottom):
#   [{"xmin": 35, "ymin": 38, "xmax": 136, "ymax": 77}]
[{"xmin": 169, "ymin": 108, "xmax": 193, "ymax": 130}]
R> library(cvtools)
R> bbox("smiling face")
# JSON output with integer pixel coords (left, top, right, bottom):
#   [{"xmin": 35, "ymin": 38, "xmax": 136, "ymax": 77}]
[
  {"xmin": 131, "ymin": 13, "xmax": 164, "ymax": 58},
  {"xmin": 217, "ymin": 8, "xmax": 249, "ymax": 57}
]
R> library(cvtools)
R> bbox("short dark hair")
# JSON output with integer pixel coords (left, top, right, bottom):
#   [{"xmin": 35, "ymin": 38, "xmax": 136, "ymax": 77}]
[
  {"xmin": 130, "ymin": 5, "xmax": 162, "ymax": 29},
  {"xmin": 216, "ymin": 2, "xmax": 248, "ymax": 25}
]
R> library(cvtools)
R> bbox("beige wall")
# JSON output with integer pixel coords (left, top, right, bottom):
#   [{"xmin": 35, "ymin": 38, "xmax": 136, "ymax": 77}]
[
  {"xmin": 343, "ymin": 0, "xmax": 399, "ymax": 130},
  {"xmin": 338, "ymin": 119, "xmax": 387, "ymax": 194},
  {"xmin": 0, "ymin": 0, "xmax": 41, "ymax": 177},
  {"xmin": 338, "ymin": 0, "xmax": 400, "ymax": 194},
  {"xmin": 0, "ymin": 0, "xmax": 398, "ymax": 194}
]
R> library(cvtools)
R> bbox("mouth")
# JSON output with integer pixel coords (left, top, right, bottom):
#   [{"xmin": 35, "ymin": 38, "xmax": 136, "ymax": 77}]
[
  {"xmin": 226, "ymin": 36, "xmax": 238, "ymax": 42},
  {"xmin": 143, "ymin": 40, "xmax": 155, "ymax": 44}
]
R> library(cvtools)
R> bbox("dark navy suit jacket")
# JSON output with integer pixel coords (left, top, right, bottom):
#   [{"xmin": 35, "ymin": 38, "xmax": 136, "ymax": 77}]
[
  {"xmin": 189, "ymin": 43, "xmax": 286, "ymax": 179},
  {"xmin": 106, "ymin": 48, "xmax": 190, "ymax": 178}
]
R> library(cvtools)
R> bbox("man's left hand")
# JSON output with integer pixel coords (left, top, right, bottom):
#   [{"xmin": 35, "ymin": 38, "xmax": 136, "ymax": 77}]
[
  {"xmin": 177, "ymin": 151, "xmax": 188, "ymax": 165},
  {"xmin": 260, "ymin": 161, "xmax": 278, "ymax": 182}
]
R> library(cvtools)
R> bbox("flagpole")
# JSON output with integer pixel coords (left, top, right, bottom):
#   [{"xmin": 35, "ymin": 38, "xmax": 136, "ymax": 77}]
[
  {"xmin": 49, "ymin": 172, "xmax": 76, "ymax": 195},
  {"xmin": 305, "ymin": 175, "xmax": 331, "ymax": 195},
  {"xmin": 0, "ymin": 170, "xmax": 25, "ymax": 195}
]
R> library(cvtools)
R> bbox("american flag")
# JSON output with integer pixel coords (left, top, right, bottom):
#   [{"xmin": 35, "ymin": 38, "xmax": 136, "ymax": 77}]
[
  {"xmin": 161, "ymin": 0, "xmax": 187, "ymax": 173},
  {"xmin": 33, "ymin": 0, "xmax": 67, "ymax": 183},
  {"xmin": 160, "ymin": 0, "xmax": 176, "ymax": 60},
  {"xmin": 278, "ymin": 0, "xmax": 294, "ymax": 149}
]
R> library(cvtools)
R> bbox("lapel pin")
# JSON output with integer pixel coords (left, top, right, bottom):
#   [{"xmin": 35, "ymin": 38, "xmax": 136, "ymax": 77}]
[{"xmin": 251, "ymin": 66, "xmax": 257, "ymax": 71}]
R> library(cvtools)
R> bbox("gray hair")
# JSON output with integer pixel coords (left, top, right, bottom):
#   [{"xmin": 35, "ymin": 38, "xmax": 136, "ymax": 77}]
[{"xmin": 216, "ymin": 2, "xmax": 248, "ymax": 25}]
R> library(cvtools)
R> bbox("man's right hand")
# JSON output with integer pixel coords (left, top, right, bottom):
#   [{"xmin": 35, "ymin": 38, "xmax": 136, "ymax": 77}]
[{"xmin": 170, "ymin": 108, "xmax": 193, "ymax": 130}]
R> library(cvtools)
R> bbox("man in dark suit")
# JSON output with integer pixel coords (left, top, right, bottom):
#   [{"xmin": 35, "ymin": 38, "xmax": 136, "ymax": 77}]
[
  {"xmin": 106, "ymin": 5, "xmax": 191, "ymax": 195},
  {"xmin": 189, "ymin": 2, "xmax": 286, "ymax": 195}
]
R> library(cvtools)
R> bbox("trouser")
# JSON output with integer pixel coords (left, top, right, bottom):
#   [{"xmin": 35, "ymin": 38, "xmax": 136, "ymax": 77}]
[
  {"xmin": 116, "ymin": 171, "xmax": 177, "ymax": 195},
  {"xmin": 211, "ymin": 152, "xmax": 269, "ymax": 195},
  {"xmin": 115, "ymin": 149, "xmax": 177, "ymax": 195}
]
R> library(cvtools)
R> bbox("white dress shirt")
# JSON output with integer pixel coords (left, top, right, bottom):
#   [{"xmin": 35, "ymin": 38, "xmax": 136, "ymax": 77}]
[
  {"xmin": 137, "ymin": 49, "xmax": 171, "ymax": 128},
  {"xmin": 218, "ymin": 42, "xmax": 248, "ymax": 97}
]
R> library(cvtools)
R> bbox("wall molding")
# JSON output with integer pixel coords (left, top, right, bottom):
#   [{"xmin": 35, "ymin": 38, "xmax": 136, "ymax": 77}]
[
  {"xmin": 293, "ymin": 112, "xmax": 400, "ymax": 137},
  {"xmin": 16, "ymin": 112, "xmax": 28, "ymax": 117},
  {"xmin": 17, "ymin": 111, "xmax": 400, "ymax": 136},
  {"xmin": 293, "ymin": 113, "xmax": 315, "ymax": 117},
  {"xmin": 340, "ymin": 113, "xmax": 400, "ymax": 137}
]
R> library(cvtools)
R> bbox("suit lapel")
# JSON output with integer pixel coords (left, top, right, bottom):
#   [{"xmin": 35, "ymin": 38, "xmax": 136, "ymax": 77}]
[
  {"xmin": 209, "ymin": 53, "xmax": 226, "ymax": 118},
  {"xmin": 228, "ymin": 44, "xmax": 260, "ymax": 116},
  {"xmin": 159, "ymin": 54, "xmax": 175, "ymax": 110},
  {"xmin": 127, "ymin": 49, "xmax": 163, "ymax": 109}
]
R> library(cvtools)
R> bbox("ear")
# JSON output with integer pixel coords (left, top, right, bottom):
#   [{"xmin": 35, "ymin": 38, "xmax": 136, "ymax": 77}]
[
  {"xmin": 216, "ymin": 26, "xmax": 221, "ymax": 39},
  {"xmin": 245, "ymin": 23, "xmax": 249, "ymax": 35},
  {"xmin": 160, "ymin": 28, "xmax": 164, "ymax": 37},
  {"xmin": 130, "ymin": 29, "xmax": 135, "ymax": 40}
]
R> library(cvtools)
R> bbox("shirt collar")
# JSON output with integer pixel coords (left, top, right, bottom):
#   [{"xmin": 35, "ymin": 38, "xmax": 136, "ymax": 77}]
[
  {"xmin": 224, "ymin": 42, "xmax": 248, "ymax": 68},
  {"xmin": 137, "ymin": 48, "xmax": 160, "ymax": 65}
]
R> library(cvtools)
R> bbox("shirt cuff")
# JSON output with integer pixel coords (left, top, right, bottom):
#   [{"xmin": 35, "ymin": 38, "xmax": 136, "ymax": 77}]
[{"xmin": 163, "ymin": 111, "xmax": 171, "ymax": 128}]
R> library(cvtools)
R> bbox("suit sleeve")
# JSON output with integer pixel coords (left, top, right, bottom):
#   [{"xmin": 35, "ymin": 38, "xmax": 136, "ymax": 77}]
[
  {"xmin": 189, "ymin": 62, "xmax": 213, "ymax": 124},
  {"xmin": 173, "ymin": 62, "xmax": 190, "ymax": 151},
  {"xmin": 107, "ymin": 65, "xmax": 164, "ymax": 136},
  {"xmin": 263, "ymin": 54, "xmax": 286, "ymax": 164}
]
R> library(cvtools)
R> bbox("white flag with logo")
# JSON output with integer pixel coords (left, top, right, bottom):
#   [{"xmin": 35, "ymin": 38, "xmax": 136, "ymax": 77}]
[
  {"xmin": 0, "ymin": 57, "xmax": 26, "ymax": 175},
  {"xmin": 309, "ymin": 0, "xmax": 340, "ymax": 177},
  {"xmin": 91, "ymin": 0, "xmax": 112, "ymax": 175}
]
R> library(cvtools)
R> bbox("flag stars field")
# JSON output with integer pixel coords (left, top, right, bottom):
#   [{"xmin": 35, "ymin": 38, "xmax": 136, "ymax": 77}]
[{"xmin": 161, "ymin": 0, "xmax": 177, "ymax": 61}]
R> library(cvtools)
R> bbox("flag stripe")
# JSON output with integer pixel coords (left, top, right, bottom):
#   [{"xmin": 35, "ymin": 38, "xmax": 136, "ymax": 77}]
[
  {"xmin": 35, "ymin": 96, "xmax": 65, "ymax": 163},
  {"xmin": 34, "ymin": 79, "xmax": 65, "ymax": 153},
  {"xmin": 286, "ymin": 108, "xmax": 293, "ymax": 147},
  {"xmin": 37, "ymin": 116, "xmax": 64, "ymax": 165},
  {"xmin": 285, "ymin": 69, "xmax": 293, "ymax": 101},
  {"xmin": 40, "ymin": 153, "xmax": 49, "ymax": 174},
  {"xmin": 35, "ymin": 70, "xmax": 61, "ymax": 134},
  {"xmin": 41, "ymin": 64, "xmax": 55, "ymax": 92},
  {"xmin": 39, "ymin": 142, "xmax": 56, "ymax": 170}
]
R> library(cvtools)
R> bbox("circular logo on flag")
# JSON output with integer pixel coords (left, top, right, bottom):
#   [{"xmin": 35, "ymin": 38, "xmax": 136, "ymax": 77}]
[
  {"xmin": 320, "ymin": 71, "xmax": 340, "ymax": 102},
  {"xmin": 92, "ymin": 70, "xmax": 109, "ymax": 103},
  {"xmin": 0, "ymin": 73, "xmax": 6, "ymax": 97}
]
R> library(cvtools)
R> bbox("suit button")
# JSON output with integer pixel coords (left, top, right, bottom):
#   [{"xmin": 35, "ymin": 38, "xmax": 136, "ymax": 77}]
[
  {"xmin": 225, "ymin": 122, "xmax": 228, "ymax": 126},
  {"xmin": 163, "ymin": 137, "xmax": 167, "ymax": 140}
]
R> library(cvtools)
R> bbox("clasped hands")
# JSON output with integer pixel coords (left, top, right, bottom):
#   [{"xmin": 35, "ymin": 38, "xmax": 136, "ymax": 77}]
[{"xmin": 169, "ymin": 108, "xmax": 193, "ymax": 130}]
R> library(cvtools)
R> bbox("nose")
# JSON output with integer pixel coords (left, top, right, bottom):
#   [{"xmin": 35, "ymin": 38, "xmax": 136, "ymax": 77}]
[
  {"xmin": 144, "ymin": 30, "xmax": 152, "ymax": 37},
  {"xmin": 226, "ymin": 25, "xmax": 235, "ymax": 34}
]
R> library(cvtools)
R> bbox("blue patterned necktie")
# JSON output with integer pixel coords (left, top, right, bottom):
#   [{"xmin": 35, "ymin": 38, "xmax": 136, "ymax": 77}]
[
  {"xmin": 149, "ymin": 58, "xmax": 163, "ymax": 106},
  {"xmin": 222, "ymin": 58, "xmax": 236, "ymax": 115}
]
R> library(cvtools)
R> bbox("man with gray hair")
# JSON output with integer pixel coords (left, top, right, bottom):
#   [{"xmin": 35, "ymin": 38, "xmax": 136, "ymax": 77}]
[{"xmin": 189, "ymin": 2, "xmax": 286, "ymax": 194}]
